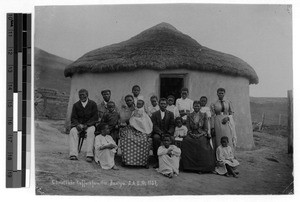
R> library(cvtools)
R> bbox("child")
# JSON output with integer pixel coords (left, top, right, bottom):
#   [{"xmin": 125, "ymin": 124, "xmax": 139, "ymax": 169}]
[
  {"xmin": 175, "ymin": 87, "xmax": 193, "ymax": 122},
  {"xmin": 129, "ymin": 99, "xmax": 153, "ymax": 134},
  {"xmin": 215, "ymin": 136, "xmax": 239, "ymax": 177},
  {"xmin": 174, "ymin": 117, "xmax": 188, "ymax": 148},
  {"xmin": 99, "ymin": 101, "xmax": 120, "ymax": 144},
  {"xmin": 132, "ymin": 85, "xmax": 144, "ymax": 106},
  {"xmin": 157, "ymin": 135, "xmax": 181, "ymax": 178},
  {"xmin": 199, "ymin": 96, "xmax": 212, "ymax": 117},
  {"xmin": 94, "ymin": 124, "xmax": 118, "ymax": 170},
  {"xmin": 147, "ymin": 95, "xmax": 160, "ymax": 117},
  {"xmin": 166, "ymin": 95, "xmax": 180, "ymax": 118}
]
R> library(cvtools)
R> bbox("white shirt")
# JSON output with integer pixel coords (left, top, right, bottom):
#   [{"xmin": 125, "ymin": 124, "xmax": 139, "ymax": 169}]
[
  {"xmin": 160, "ymin": 110, "xmax": 165, "ymax": 120},
  {"xmin": 81, "ymin": 99, "xmax": 89, "ymax": 108},
  {"xmin": 175, "ymin": 97, "xmax": 194, "ymax": 120}
]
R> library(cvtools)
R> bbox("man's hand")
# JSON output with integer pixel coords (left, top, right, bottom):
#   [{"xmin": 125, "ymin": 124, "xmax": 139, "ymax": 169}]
[{"xmin": 76, "ymin": 124, "xmax": 84, "ymax": 131}]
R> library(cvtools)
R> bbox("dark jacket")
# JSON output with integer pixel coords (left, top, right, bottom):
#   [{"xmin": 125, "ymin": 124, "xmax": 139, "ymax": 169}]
[
  {"xmin": 71, "ymin": 99, "xmax": 99, "ymax": 128},
  {"xmin": 151, "ymin": 110, "xmax": 175, "ymax": 136}
]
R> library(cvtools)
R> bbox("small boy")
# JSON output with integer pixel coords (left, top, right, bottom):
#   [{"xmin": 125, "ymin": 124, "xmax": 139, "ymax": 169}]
[
  {"xmin": 147, "ymin": 95, "xmax": 159, "ymax": 117},
  {"xmin": 166, "ymin": 95, "xmax": 180, "ymax": 118},
  {"xmin": 174, "ymin": 117, "xmax": 188, "ymax": 148},
  {"xmin": 94, "ymin": 124, "xmax": 118, "ymax": 170},
  {"xmin": 157, "ymin": 135, "xmax": 181, "ymax": 178},
  {"xmin": 98, "ymin": 101, "xmax": 120, "ymax": 144}
]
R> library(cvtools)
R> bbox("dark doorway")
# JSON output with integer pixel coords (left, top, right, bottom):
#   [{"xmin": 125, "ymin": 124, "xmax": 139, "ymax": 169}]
[{"xmin": 160, "ymin": 75, "xmax": 185, "ymax": 100}]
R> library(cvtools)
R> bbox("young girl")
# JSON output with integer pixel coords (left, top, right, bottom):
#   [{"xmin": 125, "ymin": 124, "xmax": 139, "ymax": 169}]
[
  {"xmin": 166, "ymin": 95, "xmax": 180, "ymax": 118},
  {"xmin": 129, "ymin": 99, "xmax": 153, "ymax": 134},
  {"xmin": 157, "ymin": 135, "xmax": 181, "ymax": 178},
  {"xmin": 215, "ymin": 136, "xmax": 239, "ymax": 177},
  {"xmin": 147, "ymin": 95, "xmax": 160, "ymax": 117},
  {"xmin": 175, "ymin": 88, "xmax": 193, "ymax": 123},
  {"xmin": 94, "ymin": 124, "xmax": 119, "ymax": 170},
  {"xmin": 174, "ymin": 117, "xmax": 187, "ymax": 148}
]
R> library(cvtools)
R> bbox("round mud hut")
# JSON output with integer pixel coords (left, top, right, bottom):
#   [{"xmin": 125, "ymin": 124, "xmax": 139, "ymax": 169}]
[{"xmin": 64, "ymin": 22, "xmax": 258, "ymax": 149}]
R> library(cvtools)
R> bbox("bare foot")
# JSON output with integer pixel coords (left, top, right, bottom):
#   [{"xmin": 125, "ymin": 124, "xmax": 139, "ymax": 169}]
[
  {"xmin": 112, "ymin": 165, "xmax": 119, "ymax": 170},
  {"xmin": 225, "ymin": 173, "xmax": 230, "ymax": 177}
]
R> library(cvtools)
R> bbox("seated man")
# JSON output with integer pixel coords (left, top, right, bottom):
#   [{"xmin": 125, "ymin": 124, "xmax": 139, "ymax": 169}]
[
  {"xmin": 69, "ymin": 89, "xmax": 98, "ymax": 162},
  {"xmin": 151, "ymin": 98, "xmax": 175, "ymax": 168}
]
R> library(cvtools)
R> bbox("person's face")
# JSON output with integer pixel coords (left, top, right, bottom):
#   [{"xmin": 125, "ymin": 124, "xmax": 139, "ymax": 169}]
[
  {"xmin": 107, "ymin": 103, "xmax": 115, "ymax": 112},
  {"xmin": 175, "ymin": 119, "xmax": 183, "ymax": 127},
  {"xmin": 217, "ymin": 90, "xmax": 225, "ymax": 100},
  {"xmin": 200, "ymin": 98, "xmax": 207, "ymax": 107},
  {"xmin": 136, "ymin": 101, "xmax": 144, "ymax": 109},
  {"xmin": 163, "ymin": 138, "xmax": 171, "ymax": 148},
  {"xmin": 102, "ymin": 125, "xmax": 110, "ymax": 136},
  {"xmin": 193, "ymin": 103, "xmax": 201, "ymax": 112},
  {"xmin": 132, "ymin": 87, "xmax": 140, "ymax": 97},
  {"xmin": 151, "ymin": 98, "xmax": 158, "ymax": 107},
  {"xmin": 181, "ymin": 91, "xmax": 188, "ymax": 99},
  {"xmin": 167, "ymin": 98, "xmax": 174, "ymax": 106},
  {"xmin": 125, "ymin": 97, "xmax": 134, "ymax": 107},
  {"xmin": 102, "ymin": 91, "xmax": 111, "ymax": 102},
  {"xmin": 79, "ymin": 92, "xmax": 88, "ymax": 102},
  {"xmin": 221, "ymin": 139, "xmax": 228, "ymax": 147},
  {"xmin": 159, "ymin": 100, "xmax": 167, "ymax": 111}
]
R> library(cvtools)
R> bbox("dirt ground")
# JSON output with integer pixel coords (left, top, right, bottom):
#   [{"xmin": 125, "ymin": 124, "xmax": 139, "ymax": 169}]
[{"xmin": 35, "ymin": 119, "xmax": 293, "ymax": 195}]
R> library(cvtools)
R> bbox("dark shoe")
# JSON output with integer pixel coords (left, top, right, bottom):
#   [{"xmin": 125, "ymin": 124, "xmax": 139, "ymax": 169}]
[
  {"xmin": 70, "ymin": 156, "xmax": 78, "ymax": 160},
  {"xmin": 145, "ymin": 164, "xmax": 149, "ymax": 169},
  {"xmin": 86, "ymin": 156, "xmax": 93, "ymax": 163}
]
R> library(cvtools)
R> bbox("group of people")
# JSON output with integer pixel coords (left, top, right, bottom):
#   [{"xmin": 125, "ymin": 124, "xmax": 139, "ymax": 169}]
[{"xmin": 69, "ymin": 85, "xmax": 239, "ymax": 178}]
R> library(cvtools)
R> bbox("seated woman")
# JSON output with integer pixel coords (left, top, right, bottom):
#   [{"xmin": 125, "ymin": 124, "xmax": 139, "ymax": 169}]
[
  {"xmin": 181, "ymin": 101, "xmax": 216, "ymax": 173},
  {"xmin": 119, "ymin": 95, "xmax": 151, "ymax": 168}
]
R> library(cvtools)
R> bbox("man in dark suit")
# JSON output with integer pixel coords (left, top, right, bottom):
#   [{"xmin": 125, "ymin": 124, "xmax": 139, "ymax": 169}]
[
  {"xmin": 69, "ymin": 89, "xmax": 98, "ymax": 162},
  {"xmin": 151, "ymin": 98, "xmax": 175, "ymax": 168}
]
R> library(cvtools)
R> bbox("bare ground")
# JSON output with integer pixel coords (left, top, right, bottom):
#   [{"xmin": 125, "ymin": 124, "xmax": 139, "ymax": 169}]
[{"xmin": 35, "ymin": 120, "xmax": 293, "ymax": 195}]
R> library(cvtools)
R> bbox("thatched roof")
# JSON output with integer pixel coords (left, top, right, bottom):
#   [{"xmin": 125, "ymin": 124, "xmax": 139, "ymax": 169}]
[{"xmin": 64, "ymin": 22, "xmax": 258, "ymax": 84}]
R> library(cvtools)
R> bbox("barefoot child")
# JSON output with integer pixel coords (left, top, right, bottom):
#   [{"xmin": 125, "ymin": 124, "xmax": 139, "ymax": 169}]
[
  {"xmin": 94, "ymin": 124, "xmax": 118, "ymax": 170},
  {"xmin": 157, "ymin": 135, "xmax": 181, "ymax": 178},
  {"xmin": 215, "ymin": 136, "xmax": 239, "ymax": 177},
  {"xmin": 174, "ymin": 117, "xmax": 187, "ymax": 149}
]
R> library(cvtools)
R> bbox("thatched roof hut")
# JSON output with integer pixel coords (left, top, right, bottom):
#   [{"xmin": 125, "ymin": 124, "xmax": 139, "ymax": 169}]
[
  {"xmin": 65, "ymin": 22, "xmax": 258, "ymax": 84},
  {"xmin": 65, "ymin": 22, "xmax": 258, "ymax": 149}
]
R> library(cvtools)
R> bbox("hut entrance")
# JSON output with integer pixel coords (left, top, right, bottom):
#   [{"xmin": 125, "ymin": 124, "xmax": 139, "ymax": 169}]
[{"xmin": 160, "ymin": 74, "xmax": 185, "ymax": 100}]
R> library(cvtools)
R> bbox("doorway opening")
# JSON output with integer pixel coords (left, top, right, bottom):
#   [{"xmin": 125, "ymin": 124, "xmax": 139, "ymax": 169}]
[{"xmin": 160, "ymin": 74, "xmax": 186, "ymax": 100}]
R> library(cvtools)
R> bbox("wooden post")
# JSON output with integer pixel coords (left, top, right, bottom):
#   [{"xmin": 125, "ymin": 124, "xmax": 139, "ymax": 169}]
[
  {"xmin": 287, "ymin": 90, "xmax": 293, "ymax": 154},
  {"xmin": 259, "ymin": 113, "xmax": 265, "ymax": 131}
]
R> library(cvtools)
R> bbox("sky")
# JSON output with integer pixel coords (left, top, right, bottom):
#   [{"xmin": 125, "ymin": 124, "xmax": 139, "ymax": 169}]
[{"xmin": 34, "ymin": 4, "xmax": 293, "ymax": 98}]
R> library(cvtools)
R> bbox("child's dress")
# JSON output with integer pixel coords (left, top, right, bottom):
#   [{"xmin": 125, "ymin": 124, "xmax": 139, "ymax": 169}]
[
  {"xmin": 157, "ymin": 145, "xmax": 181, "ymax": 175},
  {"xmin": 94, "ymin": 134, "xmax": 117, "ymax": 169},
  {"xmin": 174, "ymin": 125, "xmax": 188, "ymax": 141},
  {"xmin": 215, "ymin": 145, "xmax": 239, "ymax": 175}
]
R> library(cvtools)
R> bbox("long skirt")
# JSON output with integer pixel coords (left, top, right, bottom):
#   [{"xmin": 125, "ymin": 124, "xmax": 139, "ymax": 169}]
[
  {"xmin": 215, "ymin": 159, "xmax": 239, "ymax": 175},
  {"xmin": 119, "ymin": 126, "xmax": 149, "ymax": 166},
  {"xmin": 214, "ymin": 115, "xmax": 233, "ymax": 148},
  {"xmin": 181, "ymin": 135, "xmax": 215, "ymax": 172}
]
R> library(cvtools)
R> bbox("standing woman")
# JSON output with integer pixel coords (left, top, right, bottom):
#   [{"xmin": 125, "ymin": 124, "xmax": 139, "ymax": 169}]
[
  {"xmin": 211, "ymin": 88, "xmax": 237, "ymax": 149},
  {"xmin": 181, "ymin": 101, "xmax": 215, "ymax": 173},
  {"xmin": 175, "ymin": 88, "xmax": 193, "ymax": 123}
]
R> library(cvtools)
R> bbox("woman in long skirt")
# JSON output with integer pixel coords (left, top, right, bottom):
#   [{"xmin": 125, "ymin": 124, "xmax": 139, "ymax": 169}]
[{"xmin": 181, "ymin": 101, "xmax": 215, "ymax": 173}]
